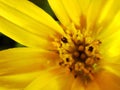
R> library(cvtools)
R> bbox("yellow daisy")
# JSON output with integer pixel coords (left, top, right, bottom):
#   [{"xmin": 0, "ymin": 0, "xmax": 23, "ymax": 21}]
[{"xmin": 0, "ymin": 0, "xmax": 120, "ymax": 90}]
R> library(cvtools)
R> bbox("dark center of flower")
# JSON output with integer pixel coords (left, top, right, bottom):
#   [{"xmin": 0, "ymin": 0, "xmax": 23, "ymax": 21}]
[{"xmin": 56, "ymin": 24, "xmax": 102, "ymax": 82}]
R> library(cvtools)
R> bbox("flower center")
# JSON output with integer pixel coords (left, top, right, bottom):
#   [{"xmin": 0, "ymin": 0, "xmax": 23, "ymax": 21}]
[{"xmin": 56, "ymin": 23, "xmax": 102, "ymax": 82}]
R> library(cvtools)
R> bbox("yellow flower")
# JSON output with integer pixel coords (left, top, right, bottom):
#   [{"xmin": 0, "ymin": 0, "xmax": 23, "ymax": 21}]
[{"xmin": 0, "ymin": 0, "xmax": 120, "ymax": 90}]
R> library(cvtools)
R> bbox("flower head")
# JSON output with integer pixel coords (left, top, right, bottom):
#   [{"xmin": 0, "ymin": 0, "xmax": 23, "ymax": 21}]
[{"xmin": 0, "ymin": 0, "xmax": 120, "ymax": 90}]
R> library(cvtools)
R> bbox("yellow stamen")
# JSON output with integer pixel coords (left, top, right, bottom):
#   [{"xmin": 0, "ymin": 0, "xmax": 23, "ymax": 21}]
[{"xmin": 57, "ymin": 23, "xmax": 101, "ymax": 81}]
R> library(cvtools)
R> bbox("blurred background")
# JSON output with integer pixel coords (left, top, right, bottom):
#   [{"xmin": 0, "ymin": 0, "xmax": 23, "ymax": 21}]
[{"xmin": 0, "ymin": 0, "xmax": 56, "ymax": 50}]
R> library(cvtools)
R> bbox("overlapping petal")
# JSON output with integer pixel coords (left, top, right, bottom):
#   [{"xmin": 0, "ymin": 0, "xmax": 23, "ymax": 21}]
[
  {"xmin": 71, "ymin": 78, "xmax": 84, "ymax": 90},
  {"xmin": 25, "ymin": 68, "xmax": 74, "ymax": 90},
  {"xmin": 97, "ymin": 11, "xmax": 120, "ymax": 39},
  {"xmin": 86, "ymin": 0, "xmax": 108, "ymax": 30},
  {"xmin": 0, "ymin": 0, "xmax": 65, "ymax": 49},
  {"xmin": 0, "ymin": 0, "xmax": 64, "ymax": 36},
  {"xmin": 0, "ymin": 0, "xmax": 120, "ymax": 90},
  {"xmin": 0, "ymin": 17, "xmax": 55, "ymax": 49},
  {"xmin": 85, "ymin": 81, "xmax": 100, "ymax": 90},
  {"xmin": 0, "ymin": 48, "xmax": 58, "ymax": 75},
  {"xmin": 78, "ymin": 0, "xmax": 91, "ymax": 14},
  {"xmin": 0, "ymin": 72, "xmax": 42, "ymax": 89},
  {"xmin": 100, "ymin": 28, "xmax": 120, "ymax": 58},
  {"xmin": 100, "ymin": 55, "xmax": 120, "ymax": 77},
  {"xmin": 88, "ymin": 0, "xmax": 120, "ymax": 36},
  {"xmin": 48, "ymin": 0, "xmax": 81, "ymax": 26},
  {"xmin": 98, "ymin": 0, "xmax": 120, "ymax": 28},
  {"xmin": 0, "ymin": 47, "xmax": 59, "ymax": 89},
  {"xmin": 96, "ymin": 71, "xmax": 120, "ymax": 90}
]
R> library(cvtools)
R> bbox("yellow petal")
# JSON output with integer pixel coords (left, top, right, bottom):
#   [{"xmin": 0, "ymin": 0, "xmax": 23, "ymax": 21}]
[
  {"xmin": 0, "ymin": 17, "xmax": 55, "ymax": 49},
  {"xmin": 98, "ymin": 0, "xmax": 120, "ymax": 28},
  {"xmin": 87, "ymin": 0, "xmax": 108, "ymax": 30},
  {"xmin": 98, "ymin": 11, "xmax": 120, "ymax": 58},
  {"xmin": 48, "ymin": 0, "xmax": 81, "ymax": 26},
  {"xmin": 86, "ymin": 81, "xmax": 100, "ymax": 90},
  {"xmin": 100, "ymin": 29, "xmax": 120, "ymax": 58},
  {"xmin": 101, "ymin": 55, "xmax": 120, "ymax": 77},
  {"xmin": 41, "ymin": 74, "xmax": 74, "ymax": 90},
  {"xmin": 100, "ymin": 31, "xmax": 120, "ymax": 76},
  {"xmin": 60, "ymin": 0, "xmax": 81, "ymax": 26},
  {"xmin": 0, "ymin": 47, "xmax": 59, "ymax": 89},
  {"xmin": 103, "ymin": 64, "xmax": 120, "ymax": 77},
  {"xmin": 97, "ymin": 11, "xmax": 120, "ymax": 40},
  {"xmin": 0, "ymin": 87, "xmax": 11, "ymax": 90},
  {"xmin": 0, "ymin": 47, "xmax": 58, "ymax": 75},
  {"xmin": 0, "ymin": 71, "xmax": 42, "ymax": 89},
  {"xmin": 0, "ymin": 0, "xmax": 64, "ymax": 35},
  {"xmin": 87, "ymin": 0, "xmax": 120, "ymax": 36},
  {"xmin": 78, "ymin": 0, "xmax": 91, "ymax": 14},
  {"xmin": 96, "ymin": 71, "xmax": 120, "ymax": 90},
  {"xmin": 25, "ymin": 67, "xmax": 73, "ymax": 90},
  {"xmin": 48, "ymin": 0, "xmax": 71, "ymax": 26},
  {"xmin": 71, "ymin": 78, "xmax": 84, "ymax": 90}
]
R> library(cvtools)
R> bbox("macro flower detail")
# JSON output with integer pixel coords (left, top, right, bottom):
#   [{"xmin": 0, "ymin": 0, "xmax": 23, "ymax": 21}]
[
  {"xmin": 56, "ymin": 21, "xmax": 103, "ymax": 81},
  {"xmin": 0, "ymin": 0, "xmax": 120, "ymax": 90}
]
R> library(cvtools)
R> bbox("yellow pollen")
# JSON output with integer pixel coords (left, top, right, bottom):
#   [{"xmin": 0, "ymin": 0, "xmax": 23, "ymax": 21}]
[{"xmin": 75, "ymin": 62, "xmax": 83, "ymax": 71}]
